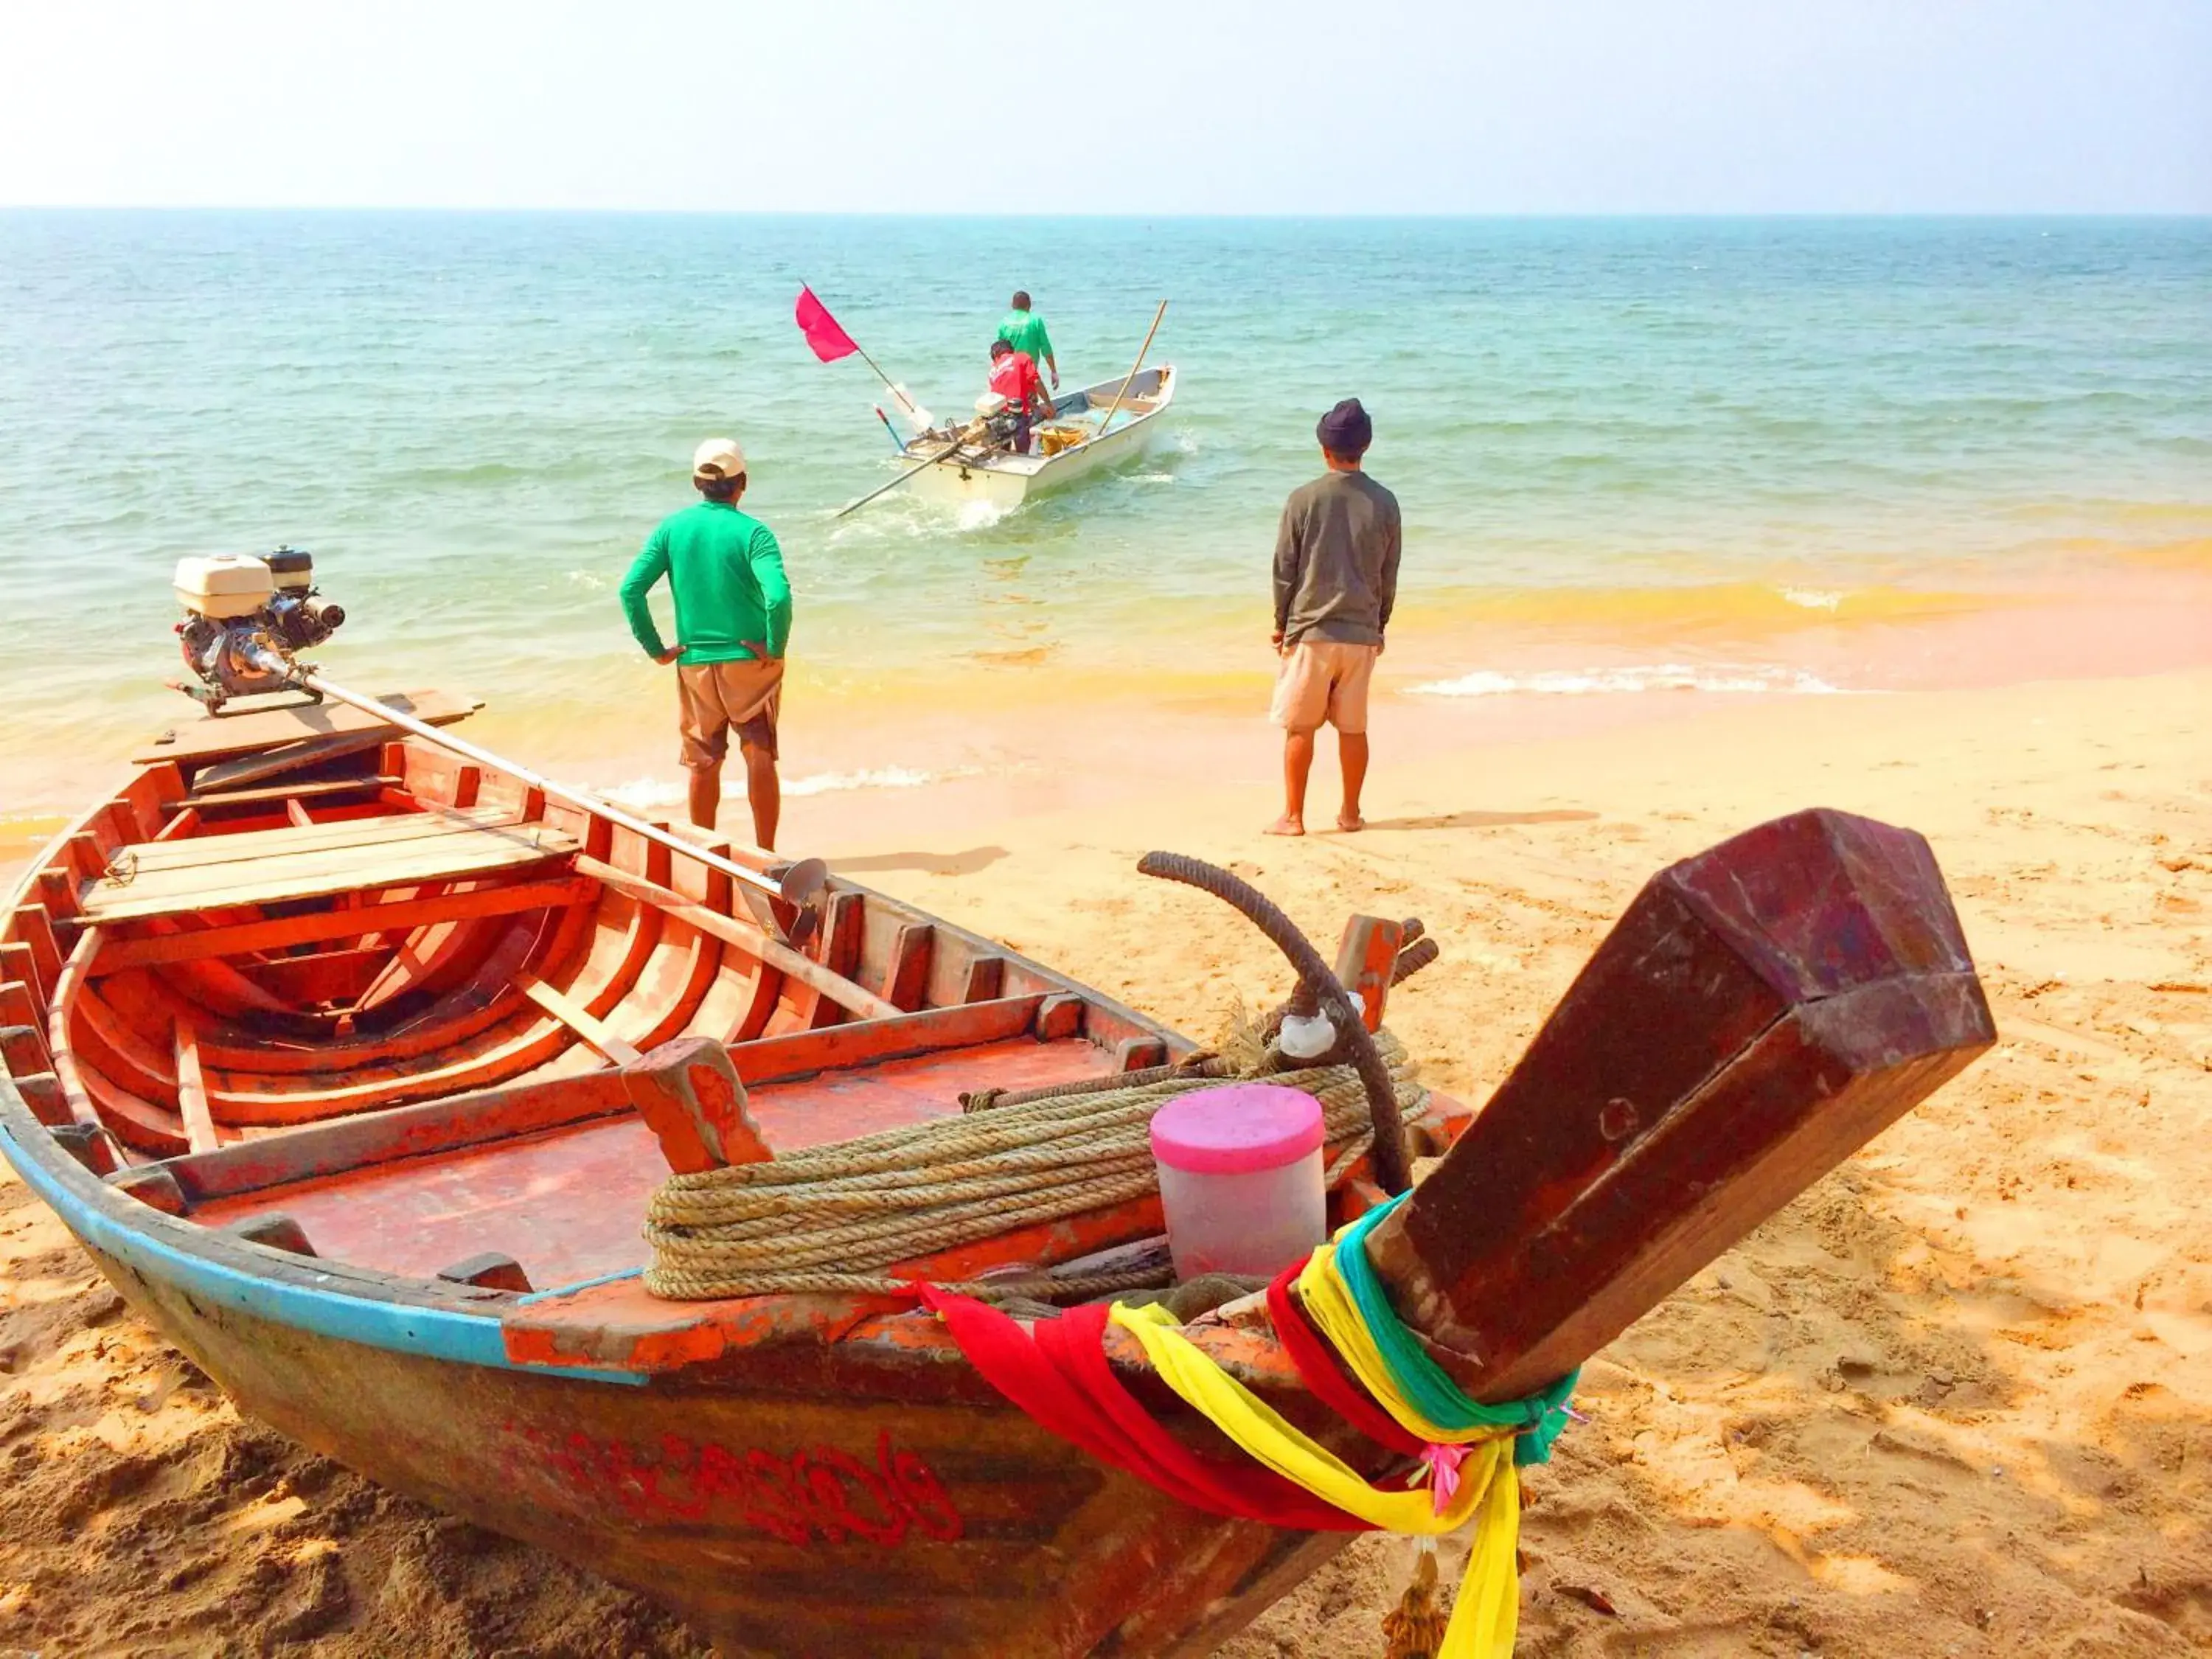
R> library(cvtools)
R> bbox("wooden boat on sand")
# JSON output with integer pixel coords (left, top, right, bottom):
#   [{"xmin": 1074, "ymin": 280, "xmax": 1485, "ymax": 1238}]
[
  {"xmin": 894, "ymin": 364, "xmax": 1177, "ymax": 512},
  {"xmin": 0, "ymin": 691, "xmax": 1995, "ymax": 1657}
]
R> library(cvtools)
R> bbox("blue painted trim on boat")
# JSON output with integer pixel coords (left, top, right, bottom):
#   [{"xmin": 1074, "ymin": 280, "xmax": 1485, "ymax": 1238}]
[
  {"xmin": 515, "ymin": 1265, "xmax": 644, "ymax": 1304},
  {"xmin": 1, "ymin": 1121, "xmax": 644, "ymax": 1387}
]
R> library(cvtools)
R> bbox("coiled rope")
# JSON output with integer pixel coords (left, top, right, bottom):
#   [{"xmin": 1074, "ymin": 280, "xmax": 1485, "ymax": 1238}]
[{"xmin": 641, "ymin": 1033, "xmax": 1428, "ymax": 1301}]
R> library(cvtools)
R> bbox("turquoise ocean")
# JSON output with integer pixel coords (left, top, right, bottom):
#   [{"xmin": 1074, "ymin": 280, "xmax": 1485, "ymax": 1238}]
[{"xmin": 1, "ymin": 213, "xmax": 2208, "ymax": 812}]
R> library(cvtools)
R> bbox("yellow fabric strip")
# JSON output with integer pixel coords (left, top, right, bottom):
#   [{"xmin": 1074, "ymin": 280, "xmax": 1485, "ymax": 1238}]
[
  {"xmin": 1110, "ymin": 1303, "xmax": 1523, "ymax": 1659},
  {"xmin": 1298, "ymin": 1239, "xmax": 1468, "ymax": 1444}
]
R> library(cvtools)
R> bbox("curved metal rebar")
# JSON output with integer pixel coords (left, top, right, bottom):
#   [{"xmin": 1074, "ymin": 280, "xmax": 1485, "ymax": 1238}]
[
  {"xmin": 1391, "ymin": 936, "xmax": 1441, "ymax": 985},
  {"xmin": 1135, "ymin": 851, "xmax": 1412, "ymax": 1194}
]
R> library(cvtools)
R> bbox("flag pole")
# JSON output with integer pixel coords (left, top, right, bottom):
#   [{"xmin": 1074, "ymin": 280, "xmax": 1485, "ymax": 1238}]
[{"xmin": 802, "ymin": 281, "xmax": 922, "ymax": 423}]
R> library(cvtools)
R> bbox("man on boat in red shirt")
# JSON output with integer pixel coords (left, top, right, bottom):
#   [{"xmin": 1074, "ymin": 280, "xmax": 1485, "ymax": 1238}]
[{"xmin": 987, "ymin": 338, "xmax": 1054, "ymax": 456}]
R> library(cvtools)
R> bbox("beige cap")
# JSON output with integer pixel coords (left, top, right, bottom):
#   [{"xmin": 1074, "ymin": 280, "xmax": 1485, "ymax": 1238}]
[{"xmin": 692, "ymin": 437, "xmax": 747, "ymax": 480}]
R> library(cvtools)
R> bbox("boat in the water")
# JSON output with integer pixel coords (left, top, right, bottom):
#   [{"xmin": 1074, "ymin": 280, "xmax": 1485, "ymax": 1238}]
[
  {"xmin": 0, "ymin": 683, "xmax": 1995, "ymax": 1655},
  {"xmin": 888, "ymin": 364, "xmax": 1177, "ymax": 512}
]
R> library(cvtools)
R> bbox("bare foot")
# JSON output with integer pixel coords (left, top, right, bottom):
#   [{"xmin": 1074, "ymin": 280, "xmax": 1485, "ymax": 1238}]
[
  {"xmin": 1265, "ymin": 815, "xmax": 1305, "ymax": 837},
  {"xmin": 1335, "ymin": 815, "xmax": 1366, "ymax": 832}
]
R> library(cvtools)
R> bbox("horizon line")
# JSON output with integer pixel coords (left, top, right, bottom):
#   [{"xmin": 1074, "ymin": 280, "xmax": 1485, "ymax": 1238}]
[{"xmin": 2, "ymin": 205, "xmax": 2208, "ymax": 220}]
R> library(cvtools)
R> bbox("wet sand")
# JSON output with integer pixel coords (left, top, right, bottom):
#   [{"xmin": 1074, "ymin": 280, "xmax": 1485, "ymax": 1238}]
[{"xmin": 4, "ymin": 666, "xmax": 2209, "ymax": 1655}]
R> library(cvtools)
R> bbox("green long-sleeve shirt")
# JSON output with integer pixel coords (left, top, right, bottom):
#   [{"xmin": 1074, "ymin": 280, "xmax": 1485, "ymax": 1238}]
[
  {"xmin": 997, "ymin": 307, "xmax": 1054, "ymax": 368},
  {"xmin": 619, "ymin": 501, "xmax": 792, "ymax": 665}
]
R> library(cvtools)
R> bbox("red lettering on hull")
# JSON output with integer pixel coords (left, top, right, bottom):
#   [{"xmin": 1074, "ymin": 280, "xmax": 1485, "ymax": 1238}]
[{"xmin": 501, "ymin": 1423, "xmax": 964, "ymax": 1548}]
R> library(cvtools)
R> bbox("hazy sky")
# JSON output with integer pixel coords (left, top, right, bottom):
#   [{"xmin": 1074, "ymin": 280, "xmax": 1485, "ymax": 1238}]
[{"xmin": 1, "ymin": 1, "xmax": 2205, "ymax": 213}]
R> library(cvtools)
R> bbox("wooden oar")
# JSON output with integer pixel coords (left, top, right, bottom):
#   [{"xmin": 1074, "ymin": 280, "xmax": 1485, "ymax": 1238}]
[
  {"xmin": 833, "ymin": 434, "xmax": 984, "ymax": 519},
  {"xmin": 1088, "ymin": 300, "xmax": 1168, "ymax": 445},
  {"xmin": 284, "ymin": 667, "xmax": 830, "ymax": 914}
]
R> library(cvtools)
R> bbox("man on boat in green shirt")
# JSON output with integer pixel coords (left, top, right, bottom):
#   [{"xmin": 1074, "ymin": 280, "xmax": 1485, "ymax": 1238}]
[
  {"xmin": 619, "ymin": 437, "xmax": 793, "ymax": 849},
  {"xmin": 996, "ymin": 291, "xmax": 1058, "ymax": 391}
]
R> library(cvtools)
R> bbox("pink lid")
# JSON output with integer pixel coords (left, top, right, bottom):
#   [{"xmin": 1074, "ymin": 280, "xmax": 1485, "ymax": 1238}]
[{"xmin": 1150, "ymin": 1085, "xmax": 1325, "ymax": 1175}]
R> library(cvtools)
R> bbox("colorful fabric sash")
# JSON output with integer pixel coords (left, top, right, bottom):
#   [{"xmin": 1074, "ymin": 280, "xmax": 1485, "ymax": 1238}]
[
  {"xmin": 1266, "ymin": 1261, "xmax": 1424, "ymax": 1456},
  {"xmin": 1111, "ymin": 1301, "xmax": 1523, "ymax": 1656},
  {"xmin": 922, "ymin": 1196, "xmax": 1581, "ymax": 1659},
  {"xmin": 1304, "ymin": 1194, "xmax": 1582, "ymax": 1467},
  {"xmin": 914, "ymin": 1287, "xmax": 1368, "ymax": 1532}
]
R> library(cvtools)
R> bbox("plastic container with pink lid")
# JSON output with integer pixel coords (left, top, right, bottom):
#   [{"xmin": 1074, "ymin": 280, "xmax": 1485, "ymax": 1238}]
[{"xmin": 1148, "ymin": 1083, "xmax": 1326, "ymax": 1280}]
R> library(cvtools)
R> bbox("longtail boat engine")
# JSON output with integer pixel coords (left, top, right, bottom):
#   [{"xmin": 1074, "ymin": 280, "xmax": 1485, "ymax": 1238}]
[{"xmin": 172, "ymin": 548, "xmax": 347, "ymax": 712}]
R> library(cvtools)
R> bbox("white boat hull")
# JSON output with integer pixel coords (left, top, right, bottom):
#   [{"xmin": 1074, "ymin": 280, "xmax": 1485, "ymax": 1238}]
[{"xmin": 895, "ymin": 365, "xmax": 1175, "ymax": 511}]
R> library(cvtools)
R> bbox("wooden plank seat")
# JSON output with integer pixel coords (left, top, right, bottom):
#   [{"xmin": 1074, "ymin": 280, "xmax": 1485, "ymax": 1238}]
[
  {"xmin": 89, "ymin": 877, "xmax": 595, "ymax": 972},
  {"xmin": 133, "ymin": 688, "xmax": 481, "ymax": 769},
  {"xmin": 77, "ymin": 806, "xmax": 581, "ymax": 926},
  {"xmin": 181, "ymin": 773, "xmax": 403, "ymax": 810}
]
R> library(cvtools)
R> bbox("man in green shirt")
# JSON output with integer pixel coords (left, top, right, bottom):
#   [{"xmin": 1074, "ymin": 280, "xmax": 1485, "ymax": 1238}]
[
  {"xmin": 996, "ymin": 290, "xmax": 1058, "ymax": 391},
  {"xmin": 619, "ymin": 437, "xmax": 794, "ymax": 847}
]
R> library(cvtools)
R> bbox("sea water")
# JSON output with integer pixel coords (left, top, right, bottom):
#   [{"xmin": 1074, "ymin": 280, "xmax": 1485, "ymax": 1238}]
[{"xmin": 1, "ymin": 213, "xmax": 2207, "ymax": 813}]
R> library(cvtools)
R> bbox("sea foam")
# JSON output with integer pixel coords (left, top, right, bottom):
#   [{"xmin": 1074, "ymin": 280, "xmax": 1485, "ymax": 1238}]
[
  {"xmin": 597, "ymin": 765, "xmax": 976, "ymax": 811},
  {"xmin": 1411, "ymin": 664, "xmax": 1846, "ymax": 698}
]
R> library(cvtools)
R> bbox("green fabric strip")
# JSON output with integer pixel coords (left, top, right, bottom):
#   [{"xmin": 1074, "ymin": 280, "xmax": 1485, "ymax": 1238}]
[{"xmin": 1336, "ymin": 1192, "xmax": 1579, "ymax": 1467}]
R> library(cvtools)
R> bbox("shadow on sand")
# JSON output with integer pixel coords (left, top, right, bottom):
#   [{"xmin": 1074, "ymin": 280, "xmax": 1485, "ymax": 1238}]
[
  {"xmin": 830, "ymin": 846, "xmax": 1011, "ymax": 877},
  {"xmin": 1354, "ymin": 808, "xmax": 1601, "ymax": 832}
]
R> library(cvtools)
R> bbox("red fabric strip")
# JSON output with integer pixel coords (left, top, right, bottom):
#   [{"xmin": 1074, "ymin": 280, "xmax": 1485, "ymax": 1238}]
[
  {"xmin": 916, "ymin": 1289, "xmax": 1133, "ymax": 1475},
  {"xmin": 1040, "ymin": 1305, "xmax": 1365, "ymax": 1532},
  {"xmin": 918, "ymin": 1287, "xmax": 1367, "ymax": 1533},
  {"xmin": 1267, "ymin": 1265, "xmax": 1425, "ymax": 1457}
]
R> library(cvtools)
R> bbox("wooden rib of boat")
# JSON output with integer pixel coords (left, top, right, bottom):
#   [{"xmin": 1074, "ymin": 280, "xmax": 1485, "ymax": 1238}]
[
  {"xmin": 0, "ymin": 693, "xmax": 1995, "ymax": 1658},
  {"xmin": 898, "ymin": 364, "xmax": 1176, "ymax": 510}
]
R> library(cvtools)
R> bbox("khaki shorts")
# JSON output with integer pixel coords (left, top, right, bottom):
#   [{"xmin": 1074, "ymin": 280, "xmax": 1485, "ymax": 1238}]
[
  {"xmin": 1270, "ymin": 639, "xmax": 1378, "ymax": 734},
  {"xmin": 678, "ymin": 657, "xmax": 784, "ymax": 768}
]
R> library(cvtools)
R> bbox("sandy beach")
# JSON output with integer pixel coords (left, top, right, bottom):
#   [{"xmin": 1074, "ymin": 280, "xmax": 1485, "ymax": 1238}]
[
  {"xmin": 5, "ymin": 7, "xmax": 2207, "ymax": 1651},
  {"xmin": 3, "ymin": 661, "xmax": 2206, "ymax": 1656}
]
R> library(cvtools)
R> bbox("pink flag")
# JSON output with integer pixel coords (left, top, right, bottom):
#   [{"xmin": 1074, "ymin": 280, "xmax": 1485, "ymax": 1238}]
[{"xmin": 795, "ymin": 285, "xmax": 860, "ymax": 364}]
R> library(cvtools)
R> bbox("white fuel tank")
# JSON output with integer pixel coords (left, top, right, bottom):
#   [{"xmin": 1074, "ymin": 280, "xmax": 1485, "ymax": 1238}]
[{"xmin": 174, "ymin": 554, "xmax": 274, "ymax": 619}]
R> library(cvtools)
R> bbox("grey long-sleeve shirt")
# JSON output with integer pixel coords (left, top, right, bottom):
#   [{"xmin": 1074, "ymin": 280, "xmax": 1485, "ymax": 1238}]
[{"xmin": 1272, "ymin": 470, "xmax": 1402, "ymax": 647}]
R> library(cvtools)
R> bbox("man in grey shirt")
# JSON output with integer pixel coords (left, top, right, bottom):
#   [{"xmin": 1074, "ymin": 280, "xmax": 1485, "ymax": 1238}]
[{"xmin": 1267, "ymin": 398, "xmax": 1401, "ymax": 835}]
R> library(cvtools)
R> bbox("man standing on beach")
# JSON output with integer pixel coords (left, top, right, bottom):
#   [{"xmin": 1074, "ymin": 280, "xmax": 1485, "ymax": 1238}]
[
  {"xmin": 619, "ymin": 437, "xmax": 793, "ymax": 849},
  {"xmin": 997, "ymin": 290, "xmax": 1058, "ymax": 391},
  {"xmin": 1267, "ymin": 398, "xmax": 1400, "ymax": 836}
]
